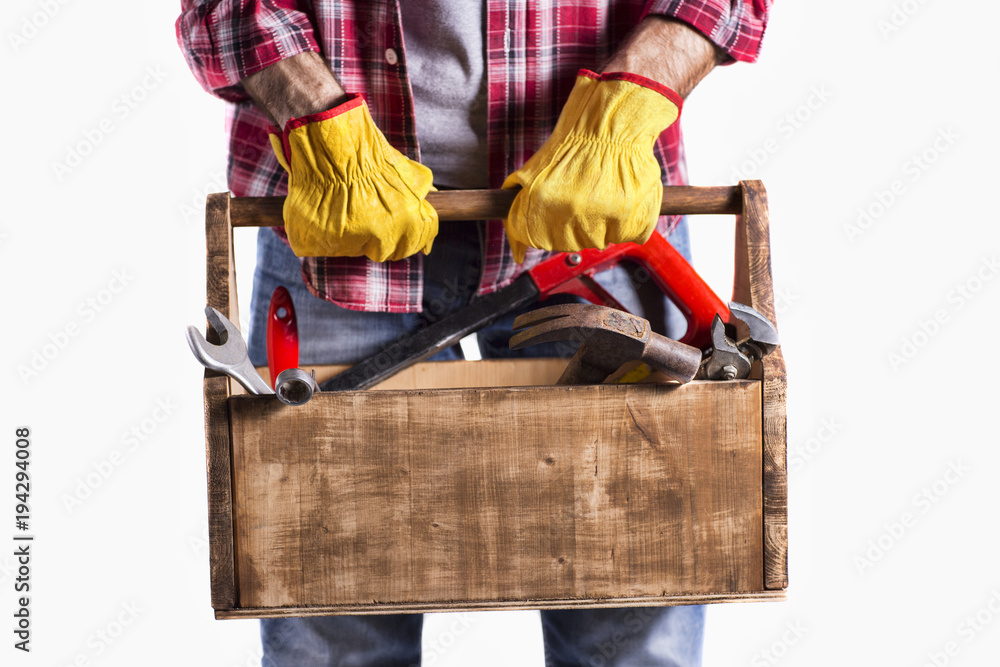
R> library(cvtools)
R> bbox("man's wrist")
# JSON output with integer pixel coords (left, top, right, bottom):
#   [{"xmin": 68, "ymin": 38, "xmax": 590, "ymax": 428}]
[
  {"xmin": 601, "ymin": 16, "xmax": 724, "ymax": 99},
  {"xmin": 241, "ymin": 51, "xmax": 349, "ymax": 129}
]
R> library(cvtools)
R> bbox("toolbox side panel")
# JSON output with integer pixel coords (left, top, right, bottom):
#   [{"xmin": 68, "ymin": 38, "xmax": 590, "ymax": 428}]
[
  {"xmin": 734, "ymin": 181, "xmax": 788, "ymax": 590},
  {"xmin": 228, "ymin": 381, "xmax": 763, "ymax": 612},
  {"xmin": 203, "ymin": 193, "xmax": 239, "ymax": 612},
  {"xmin": 204, "ymin": 375, "xmax": 237, "ymax": 610}
]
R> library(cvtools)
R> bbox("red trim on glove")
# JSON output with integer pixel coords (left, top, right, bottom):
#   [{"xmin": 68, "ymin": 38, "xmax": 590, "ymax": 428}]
[
  {"xmin": 265, "ymin": 124, "xmax": 293, "ymax": 169},
  {"xmin": 283, "ymin": 93, "xmax": 365, "ymax": 133},
  {"xmin": 577, "ymin": 69, "xmax": 684, "ymax": 111},
  {"xmin": 267, "ymin": 93, "xmax": 367, "ymax": 168}
]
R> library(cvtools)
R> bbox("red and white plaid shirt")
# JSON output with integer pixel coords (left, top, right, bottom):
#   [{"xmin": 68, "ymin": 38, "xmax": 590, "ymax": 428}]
[{"xmin": 177, "ymin": 0, "xmax": 770, "ymax": 313}]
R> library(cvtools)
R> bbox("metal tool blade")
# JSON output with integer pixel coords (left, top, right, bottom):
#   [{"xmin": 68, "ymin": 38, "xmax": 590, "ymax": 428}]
[{"xmin": 318, "ymin": 273, "xmax": 540, "ymax": 391}]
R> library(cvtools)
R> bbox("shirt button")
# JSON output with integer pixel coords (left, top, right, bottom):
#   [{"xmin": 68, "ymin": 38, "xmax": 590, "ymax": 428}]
[{"xmin": 385, "ymin": 48, "xmax": 398, "ymax": 65}]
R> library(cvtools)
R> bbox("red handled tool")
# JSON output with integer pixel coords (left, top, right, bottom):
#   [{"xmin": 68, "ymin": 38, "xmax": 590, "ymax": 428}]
[
  {"xmin": 320, "ymin": 230, "xmax": 728, "ymax": 391},
  {"xmin": 529, "ymin": 231, "xmax": 725, "ymax": 347},
  {"xmin": 266, "ymin": 286, "xmax": 299, "ymax": 390}
]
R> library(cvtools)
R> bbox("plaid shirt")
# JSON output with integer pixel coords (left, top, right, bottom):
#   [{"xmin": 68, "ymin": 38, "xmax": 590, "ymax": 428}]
[{"xmin": 177, "ymin": 0, "xmax": 770, "ymax": 313}]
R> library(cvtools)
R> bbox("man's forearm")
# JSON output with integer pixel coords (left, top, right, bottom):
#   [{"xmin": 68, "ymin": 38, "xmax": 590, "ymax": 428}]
[
  {"xmin": 241, "ymin": 51, "xmax": 348, "ymax": 129},
  {"xmin": 602, "ymin": 16, "xmax": 725, "ymax": 98}
]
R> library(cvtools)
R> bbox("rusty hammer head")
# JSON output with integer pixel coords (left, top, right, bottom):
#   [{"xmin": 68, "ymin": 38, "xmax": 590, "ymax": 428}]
[{"xmin": 510, "ymin": 304, "xmax": 702, "ymax": 384}]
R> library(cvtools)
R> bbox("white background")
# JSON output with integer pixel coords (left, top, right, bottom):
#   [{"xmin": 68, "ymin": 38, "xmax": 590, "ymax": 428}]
[{"xmin": 3, "ymin": 1, "xmax": 999, "ymax": 665}]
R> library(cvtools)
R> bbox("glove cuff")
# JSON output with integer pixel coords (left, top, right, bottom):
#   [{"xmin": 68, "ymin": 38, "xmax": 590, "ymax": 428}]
[
  {"xmin": 281, "ymin": 93, "xmax": 365, "ymax": 131},
  {"xmin": 553, "ymin": 69, "xmax": 682, "ymax": 144},
  {"xmin": 577, "ymin": 69, "xmax": 683, "ymax": 113},
  {"xmin": 267, "ymin": 94, "xmax": 367, "ymax": 172}
]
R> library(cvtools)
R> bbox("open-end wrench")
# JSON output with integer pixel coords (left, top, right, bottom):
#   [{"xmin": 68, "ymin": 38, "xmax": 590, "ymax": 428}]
[{"xmin": 186, "ymin": 307, "xmax": 274, "ymax": 395}]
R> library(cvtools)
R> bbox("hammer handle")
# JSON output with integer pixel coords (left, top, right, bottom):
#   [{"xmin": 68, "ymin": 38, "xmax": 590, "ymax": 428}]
[{"xmin": 641, "ymin": 335, "xmax": 703, "ymax": 384}]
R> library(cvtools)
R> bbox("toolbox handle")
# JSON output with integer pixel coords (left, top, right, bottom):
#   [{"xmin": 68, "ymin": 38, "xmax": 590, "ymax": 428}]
[
  {"xmin": 227, "ymin": 187, "xmax": 743, "ymax": 227},
  {"xmin": 211, "ymin": 185, "xmax": 775, "ymax": 329}
]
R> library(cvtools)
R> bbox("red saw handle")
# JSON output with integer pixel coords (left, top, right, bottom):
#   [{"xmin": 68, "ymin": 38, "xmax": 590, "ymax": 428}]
[
  {"xmin": 266, "ymin": 286, "xmax": 299, "ymax": 389},
  {"xmin": 526, "ymin": 231, "xmax": 728, "ymax": 348}
]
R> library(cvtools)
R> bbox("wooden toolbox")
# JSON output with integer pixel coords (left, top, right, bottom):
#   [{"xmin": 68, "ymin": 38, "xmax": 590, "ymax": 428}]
[{"xmin": 200, "ymin": 182, "xmax": 787, "ymax": 619}]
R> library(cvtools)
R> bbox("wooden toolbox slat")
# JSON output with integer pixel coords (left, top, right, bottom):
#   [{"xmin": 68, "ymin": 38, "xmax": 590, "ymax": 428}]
[
  {"xmin": 228, "ymin": 381, "xmax": 762, "ymax": 613},
  {"xmin": 735, "ymin": 181, "xmax": 788, "ymax": 590}
]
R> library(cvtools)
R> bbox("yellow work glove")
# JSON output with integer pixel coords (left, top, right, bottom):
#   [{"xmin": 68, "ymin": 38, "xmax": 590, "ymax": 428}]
[
  {"xmin": 502, "ymin": 70, "xmax": 682, "ymax": 263},
  {"xmin": 268, "ymin": 94, "xmax": 438, "ymax": 262}
]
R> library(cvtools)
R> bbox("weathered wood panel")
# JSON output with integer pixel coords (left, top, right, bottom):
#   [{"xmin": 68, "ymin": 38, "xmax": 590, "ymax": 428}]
[
  {"xmin": 734, "ymin": 181, "xmax": 788, "ymax": 590},
  {"xmin": 203, "ymin": 194, "xmax": 238, "ymax": 610},
  {"xmin": 229, "ymin": 381, "xmax": 763, "ymax": 611}
]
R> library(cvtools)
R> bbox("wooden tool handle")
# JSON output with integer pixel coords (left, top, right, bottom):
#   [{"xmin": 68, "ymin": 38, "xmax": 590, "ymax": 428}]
[
  {"xmin": 228, "ymin": 186, "xmax": 742, "ymax": 228},
  {"xmin": 641, "ymin": 336, "xmax": 703, "ymax": 384}
]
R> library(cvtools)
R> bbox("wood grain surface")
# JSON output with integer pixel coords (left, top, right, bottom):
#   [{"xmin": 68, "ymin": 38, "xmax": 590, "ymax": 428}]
[
  {"xmin": 733, "ymin": 181, "xmax": 788, "ymax": 590},
  {"xmin": 205, "ymin": 192, "xmax": 239, "ymax": 331},
  {"xmin": 228, "ymin": 381, "xmax": 763, "ymax": 611},
  {"xmin": 203, "ymin": 194, "xmax": 239, "ymax": 609}
]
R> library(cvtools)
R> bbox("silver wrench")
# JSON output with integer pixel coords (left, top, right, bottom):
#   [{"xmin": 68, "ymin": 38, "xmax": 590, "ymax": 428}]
[{"xmin": 186, "ymin": 307, "xmax": 274, "ymax": 395}]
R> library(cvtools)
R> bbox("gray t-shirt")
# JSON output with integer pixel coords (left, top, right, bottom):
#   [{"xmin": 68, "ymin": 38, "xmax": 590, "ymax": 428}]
[{"xmin": 399, "ymin": 0, "xmax": 489, "ymax": 189}]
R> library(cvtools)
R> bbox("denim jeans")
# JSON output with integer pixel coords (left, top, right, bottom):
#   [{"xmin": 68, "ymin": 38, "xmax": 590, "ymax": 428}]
[{"xmin": 247, "ymin": 221, "xmax": 705, "ymax": 666}]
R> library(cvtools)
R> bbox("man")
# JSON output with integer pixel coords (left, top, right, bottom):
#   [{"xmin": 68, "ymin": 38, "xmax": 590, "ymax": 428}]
[{"xmin": 178, "ymin": 1, "xmax": 769, "ymax": 664}]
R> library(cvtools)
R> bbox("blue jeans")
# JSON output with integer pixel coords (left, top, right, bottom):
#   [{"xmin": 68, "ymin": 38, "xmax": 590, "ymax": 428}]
[{"xmin": 247, "ymin": 222, "xmax": 705, "ymax": 666}]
